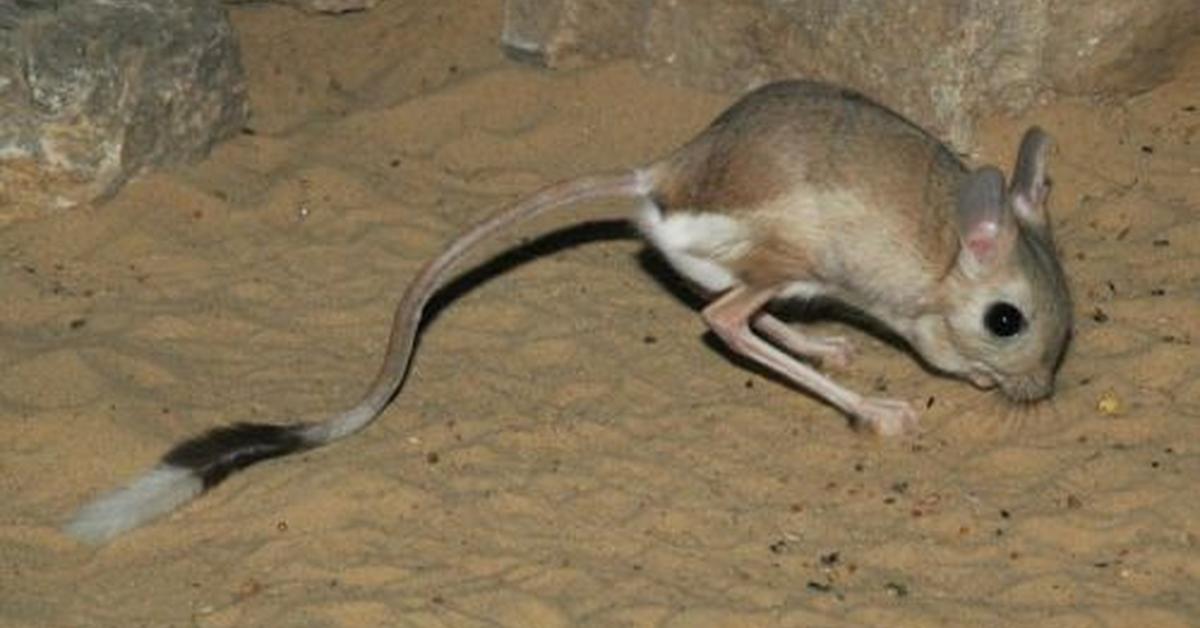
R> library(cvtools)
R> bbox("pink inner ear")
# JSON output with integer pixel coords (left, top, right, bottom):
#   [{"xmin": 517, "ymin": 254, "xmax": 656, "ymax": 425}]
[
  {"xmin": 966, "ymin": 234, "xmax": 994, "ymax": 262},
  {"xmin": 965, "ymin": 222, "xmax": 999, "ymax": 263}
]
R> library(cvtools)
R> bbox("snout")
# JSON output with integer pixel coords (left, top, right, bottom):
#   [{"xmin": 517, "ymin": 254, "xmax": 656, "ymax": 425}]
[{"xmin": 998, "ymin": 372, "xmax": 1056, "ymax": 403}]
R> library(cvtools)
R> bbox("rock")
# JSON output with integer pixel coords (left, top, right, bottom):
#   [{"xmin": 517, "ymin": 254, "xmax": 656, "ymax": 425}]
[
  {"xmin": 222, "ymin": 0, "xmax": 378, "ymax": 15},
  {"xmin": 1043, "ymin": 0, "xmax": 1200, "ymax": 95},
  {"xmin": 0, "ymin": 0, "xmax": 248, "ymax": 211},
  {"xmin": 501, "ymin": 0, "xmax": 1200, "ymax": 149},
  {"xmin": 502, "ymin": 0, "xmax": 642, "ymax": 67}
]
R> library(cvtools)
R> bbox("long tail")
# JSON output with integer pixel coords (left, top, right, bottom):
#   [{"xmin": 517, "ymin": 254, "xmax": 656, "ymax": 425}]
[{"xmin": 65, "ymin": 170, "xmax": 652, "ymax": 543}]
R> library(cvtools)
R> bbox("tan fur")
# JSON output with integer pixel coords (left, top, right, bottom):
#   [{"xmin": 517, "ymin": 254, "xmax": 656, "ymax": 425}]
[{"xmin": 648, "ymin": 81, "xmax": 967, "ymax": 313}]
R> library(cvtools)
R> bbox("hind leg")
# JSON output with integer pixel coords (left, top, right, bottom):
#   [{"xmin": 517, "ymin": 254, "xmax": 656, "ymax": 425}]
[
  {"xmin": 676, "ymin": 276, "xmax": 855, "ymax": 369},
  {"xmin": 752, "ymin": 315, "xmax": 856, "ymax": 370},
  {"xmin": 701, "ymin": 286, "xmax": 917, "ymax": 436}
]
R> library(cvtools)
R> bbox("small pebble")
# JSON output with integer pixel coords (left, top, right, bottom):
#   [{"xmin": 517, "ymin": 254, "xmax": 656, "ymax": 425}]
[{"xmin": 1097, "ymin": 390, "xmax": 1122, "ymax": 415}]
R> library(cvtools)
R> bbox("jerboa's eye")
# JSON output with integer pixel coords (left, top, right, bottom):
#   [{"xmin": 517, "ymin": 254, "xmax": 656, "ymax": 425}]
[{"xmin": 985, "ymin": 302, "xmax": 1025, "ymax": 338}]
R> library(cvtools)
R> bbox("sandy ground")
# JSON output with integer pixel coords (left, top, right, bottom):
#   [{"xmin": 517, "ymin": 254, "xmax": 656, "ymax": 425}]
[{"xmin": 3, "ymin": 2, "xmax": 1199, "ymax": 626}]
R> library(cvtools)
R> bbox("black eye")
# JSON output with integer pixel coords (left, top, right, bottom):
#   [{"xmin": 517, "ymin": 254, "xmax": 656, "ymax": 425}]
[{"xmin": 984, "ymin": 302, "xmax": 1026, "ymax": 338}]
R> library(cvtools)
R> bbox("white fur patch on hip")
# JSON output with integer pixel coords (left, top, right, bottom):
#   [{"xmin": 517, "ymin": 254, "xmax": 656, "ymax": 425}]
[{"xmin": 636, "ymin": 203, "xmax": 750, "ymax": 293}]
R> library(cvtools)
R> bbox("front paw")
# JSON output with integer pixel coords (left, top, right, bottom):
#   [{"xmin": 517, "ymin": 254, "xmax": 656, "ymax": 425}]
[
  {"xmin": 812, "ymin": 335, "xmax": 856, "ymax": 370},
  {"xmin": 851, "ymin": 397, "xmax": 919, "ymax": 436}
]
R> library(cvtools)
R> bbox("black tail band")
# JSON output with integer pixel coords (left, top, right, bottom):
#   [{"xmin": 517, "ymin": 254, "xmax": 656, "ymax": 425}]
[{"xmin": 162, "ymin": 422, "xmax": 312, "ymax": 490}]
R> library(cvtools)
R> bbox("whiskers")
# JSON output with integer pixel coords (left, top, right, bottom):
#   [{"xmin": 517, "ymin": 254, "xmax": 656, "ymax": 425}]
[
  {"xmin": 935, "ymin": 384, "xmax": 1067, "ymax": 441},
  {"xmin": 985, "ymin": 390, "xmax": 1069, "ymax": 439}
]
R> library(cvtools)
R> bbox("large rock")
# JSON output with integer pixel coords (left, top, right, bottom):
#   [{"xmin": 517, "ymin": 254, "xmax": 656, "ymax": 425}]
[
  {"xmin": 502, "ymin": 0, "xmax": 1200, "ymax": 149},
  {"xmin": 0, "ymin": 0, "xmax": 248, "ymax": 211},
  {"xmin": 1043, "ymin": 0, "xmax": 1200, "ymax": 95}
]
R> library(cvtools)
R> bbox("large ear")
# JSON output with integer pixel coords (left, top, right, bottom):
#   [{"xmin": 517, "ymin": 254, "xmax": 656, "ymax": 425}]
[
  {"xmin": 1009, "ymin": 126, "xmax": 1053, "ymax": 230},
  {"xmin": 956, "ymin": 166, "xmax": 1016, "ymax": 279}
]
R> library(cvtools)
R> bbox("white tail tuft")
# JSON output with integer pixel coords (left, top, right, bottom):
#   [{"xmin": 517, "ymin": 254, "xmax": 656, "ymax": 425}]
[{"xmin": 64, "ymin": 465, "xmax": 204, "ymax": 544}]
